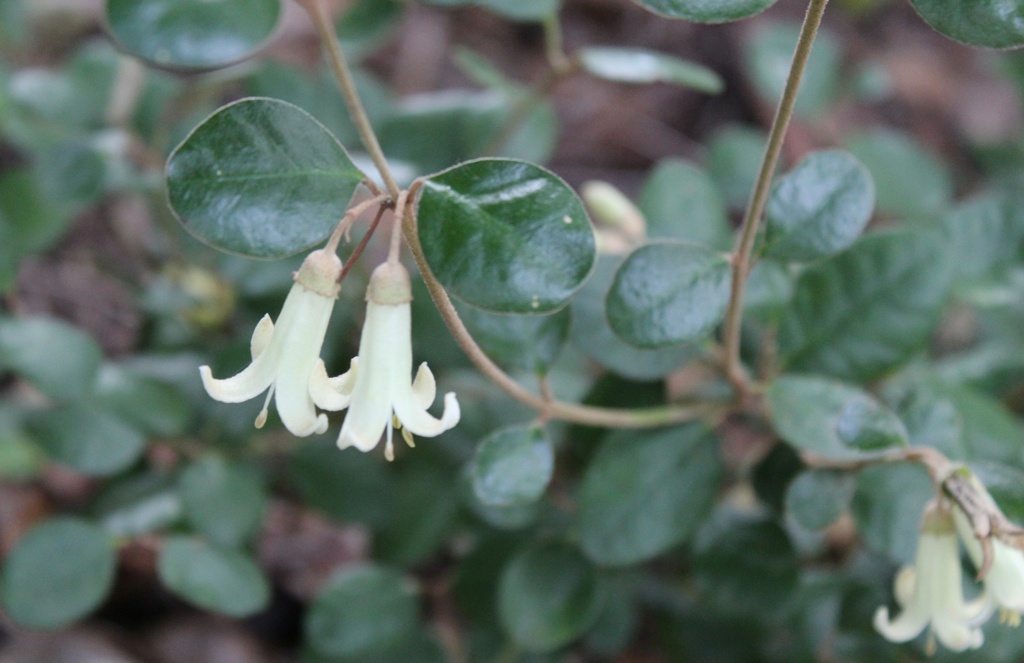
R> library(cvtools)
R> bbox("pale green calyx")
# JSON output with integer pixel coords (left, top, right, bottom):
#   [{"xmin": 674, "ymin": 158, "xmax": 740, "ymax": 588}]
[
  {"xmin": 366, "ymin": 261, "xmax": 413, "ymax": 305},
  {"xmin": 294, "ymin": 248, "xmax": 343, "ymax": 298}
]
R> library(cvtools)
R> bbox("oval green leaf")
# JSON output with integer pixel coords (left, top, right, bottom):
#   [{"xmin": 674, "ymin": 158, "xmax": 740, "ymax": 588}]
[
  {"xmin": 632, "ymin": 0, "xmax": 779, "ymax": 22},
  {"xmin": 305, "ymin": 565, "xmax": 418, "ymax": 658},
  {"xmin": 764, "ymin": 150, "xmax": 875, "ymax": 262},
  {"xmin": 578, "ymin": 424, "xmax": 722, "ymax": 566},
  {"xmin": 777, "ymin": 229, "xmax": 954, "ymax": 382},
  {"xmin": 167, "ymin": 97, "xmax": 365, "ymax": 258},
  {"xmin": 471, "ymin": 426, "xmax": 554, "ymax": 507},
  {"xmin": 579, "ymin": 47, "xmax": 723, "ymax": 93},
  {"xmin": 105, "ymin": 0, "xmax": 281, "ymax": 70},
  {"xmin": 498, "ymin": 542, "xmax": 604, "ymax": 652},
  {"xmin": 0, "ymin": 316, "xmax": 101, "ymax": 402},
  {"xmin": 784, "ymin": 469, "xmax": 855, "ymax": 531},
  {"xmin": 746, "ymin": 22, "xmax": 842, "ymax": 117},
  {"xmin": 179, "ymin": 457, "xmax": 266, "ymax": 549},
  {"xmin": 457, "ymin": 304, "xmax": 570, "ymax": 376},
  {"xmin": 606, "ymin": 241, "xmax": 731, "ymax": 348},
  {"xmin": 910, "ymin": 0, "xmax": 1024, "ymax": 50},
  {"xmin": 639, "ymin": 159, "xmax": 732, "ymax": 250},
  {"xmin": 417, "ymin": 158, "xmax": 596, "ymax": 313},
  {"xmin": 28, "ymin": 406, "xmax": 145, "ymax": 477},
  {"xmin": 851, "ymin": 462, "xmax": 932, "ymax": 564},
  {"xmin": 768, "ymin": 375, "xmax": 908, "ymax": 460},
  {"xmin": 2, "ymin": 517, "xmax": 116, "ymax": 629},
  {"xmin": 157, "ymin": 536, "xmax": 270, "ymax": 617}
]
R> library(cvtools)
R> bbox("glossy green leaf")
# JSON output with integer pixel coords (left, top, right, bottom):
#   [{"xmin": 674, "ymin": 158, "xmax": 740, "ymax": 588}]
[
  {"xmin": 768, "ymin": 375, "xmax": 908, "ymax": 460},
  {"xmin": 746, "ymin": 22, "xmax": 842, "ymax": 117},
  {"xmin": 570, "ymin": 257, "xmax": 696, "ymax": 379},
  {"xmin": 910, "ymin": 0, "xmax": 1024, "ymax": 49},
  {"xmin": 498, "ymin": 542, "xmax": 604, "ymax": 652},
  {"xmin": 578, "ymin": 424, "xmax": 721, "ymax": 566},
  {"xmin": 632, "ymin": 0, "xmax": 779, "ymax": 22},
  {"xmin": 27, "ymin": 406, "xmax": 145, "ymax": 477},
  {"xmin": 777, "ymin": 229, "xmax": 954, "ymax": 381},
  {"xmin": 305, "ymin": 565, "xmax": 418, "ymax": 658},
  {"xmin": 0, "ymin": 316, "xmax": 101, "ymax": 402},
  {"xmin": 92, "ymin": 364, "xmax": 191, "ymax": 437},
  {"xmin": 167, "ymin": 97, "xmax": 365, "ymax": 258},
  {"xmin": 851, "ymin": 462, "xmax": 932, "ymax": 564},
  {"xmin": 471, "ymin": 426, "xmax": 554, "ymax": 507},
  {"xmin": 785, "ymin": 469, "xmax": 855, "ymax": 530},
  {"xmin": 417, "ymin": 158, "xmax": 596, "ymax": 313},
  {"xmin": 606, "ymin": 241, "xmax": 731, "ymax": 348},
  {"xmin": 105, "ymin": 0, "xmax": 281, "ymax": 70},
  {"xmin": 639, "ymin": 159, "xmax": 732, "ymax": 250},
  {"xmin": 579, "ymin": 47, "xmax": 723, "ymax": 93},
  {"xmin": 158, "ymin": 536, "xmax": 270, "ymax": 617},
  {"xmin": 179, "ymin": 457, "xmax": 266, "ymax": 548},
  {"xmin": 691, "ymin": 509, "xmax": 799, "ymax": 619},
  {"xmin": 844, "ymin": 129, "xmax": 952, "ymax": 219},
  {"xmin": 764, "ymin": 150, "xmax": 875, "ymax": 261},
  {"xmin": 457, "ymin": 305, "xmax": 570, "ymax": 375},
  {"xmin": 2, "ymin": 517, "xmax": 116, "ymax": 629}
]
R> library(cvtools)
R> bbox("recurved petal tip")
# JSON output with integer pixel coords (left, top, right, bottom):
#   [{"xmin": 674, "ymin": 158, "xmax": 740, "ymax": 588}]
[{"xmin": 441, "ymin": 392, "xmax": 460, "ymax": 430}]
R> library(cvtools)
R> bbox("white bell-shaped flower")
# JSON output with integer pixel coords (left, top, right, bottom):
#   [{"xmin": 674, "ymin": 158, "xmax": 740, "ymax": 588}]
[
  {"xmin": 953, "ymin": 496, "xmax": 1024, "ymax": 626},
  {"xmin": 199, "ymin": 248, "xmax": 343, "ymax": 437},
  {"xmin": 874, "ymin": 502, "xmax": 989, "ymax": 653},
  {"xmin": 315, "ymin": 261, "xmax": 459, "ymax": 460}
]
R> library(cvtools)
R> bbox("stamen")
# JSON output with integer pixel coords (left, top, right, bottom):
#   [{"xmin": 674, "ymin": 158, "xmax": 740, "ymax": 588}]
[
  {"xmin": 1001, "ymin": 608, "xmax": 1022, "ymax": 627},
  {"xmin": 402, "ymin": 426, "xmax": 415, "ymax": 448},
  {"xmin": 254, "ymin": 385, "xmax": 276, "ymax": 428},
  {"xmin": 385, "ymin": 414, "xmax": 395, "ymax": 461},
  {"xmin": 925, "ymin": 631, "xmax": 937, "ymax": 657},
  {"xmin": 393, "ymin": 414, "xmax": 402, "ymax": 429}
]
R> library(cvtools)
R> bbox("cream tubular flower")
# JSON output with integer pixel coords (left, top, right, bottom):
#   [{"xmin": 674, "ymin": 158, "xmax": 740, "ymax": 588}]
[
  {"xmin": 874, "ymin": 501, "xmax": 988, "ymax": 653},
  {"xmin": 321, "ymin": 261, "xmax": 459, "ymax": 461},
  {"xmin": 199, "ymin": 249, "xmax": 343, "ymax": 437}
]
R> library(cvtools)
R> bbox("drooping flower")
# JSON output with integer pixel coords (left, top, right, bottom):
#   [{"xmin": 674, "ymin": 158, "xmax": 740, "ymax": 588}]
[
  {"xmin": 316, "ymin": 260, "xmax": 459, "ymax": 460},
  {"xmin": 874, "ymin": 501, "xmax": 988, "ymax": 653},
  {"xmin": 199, "ymin": 248, "xmax": 343, "ymax": 436}
]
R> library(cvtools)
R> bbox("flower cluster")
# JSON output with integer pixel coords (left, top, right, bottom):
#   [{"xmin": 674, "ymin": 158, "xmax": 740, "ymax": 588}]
[
  {"xmin": 200, "ymin": 249, "xmax": 460, "ymax": 459},
  {"xmin": 875, "ymin": 478, "xmax": 1024, "ymax": 654}
]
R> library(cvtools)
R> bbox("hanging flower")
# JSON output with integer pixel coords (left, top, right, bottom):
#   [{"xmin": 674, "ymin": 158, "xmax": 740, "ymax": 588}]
[
  {"xmin": 874, "ymin": 501, "xmax": 989, "ymax": 654},
  {"xmin": 199, "ymin": 248, "xmax": 343, "ymax": 436},
  {"xmin": 317, "ymin": 260, "xmax": 459, "ymax": 460}
]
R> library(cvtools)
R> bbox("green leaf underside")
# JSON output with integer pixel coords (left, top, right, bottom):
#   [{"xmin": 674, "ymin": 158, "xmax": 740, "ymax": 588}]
[
  {"xmin": 28, "ymin": 406, "xmax": 146, "ymax": 477},
  {"xmin": 158, "ymin": 537, "xmax": 270, "ymax": 617},
  {"xmin": 764, "ymin": 150, "xmax": 875, "ymax": 261},
  {"xmin": 2, "ymin": 518, "xmax": 116, "ymax": 629},
  {"xmin": 105, "ymin": 0, "xmax": 281, "ymax": 70},
  {"xmin": 578, "ymin": 47, "xmax": 723, "ymax": 93},
  {"xmin": 579, "ymin": 424, "xmax": 722, "ymax": 566},
  {"xmin": 910, "ymin": 0, "xmax": 1024, "ymax": 50},
  {"xmin": 180, "ymin": 457, "xmax": 265, "ymax": 548},
  {"xmin": 471, "ymin": 426, "xmax": 554, "ymax": 507},
  {"xmin": 632, "ymin": 0, "xmax": 780, "ymax": 22},
  {"xmin": 417, "ymin": 158, "xmax": 596, "ymax": 313},
  {"xmin": 498, "ymin": 542, "xmax": 604, "ymax": 651},
  {"xmin": 167, "ymin": 97, "xmax": 365, "ymax": 258},
  {"xmin": 777, "ymin": 229, "xmax": 953, "ymax": 381},
  {"xmin": 606, "ymin": 241, "xmax": 731, "ymax": 348},
  {"xmin": 768, "ymin": 375, "xmax": 908, "ymax": 460},
  {"xmin": 0, "ymin": 316, "xmax": 102, "ymax": 402}
]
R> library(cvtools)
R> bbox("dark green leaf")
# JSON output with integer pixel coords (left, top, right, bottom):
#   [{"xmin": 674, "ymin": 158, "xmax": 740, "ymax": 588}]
[
  {"xmin": 166, "ymin": 97, "xmax": 365, "ymax": 258},
  {"xmin": 639, "ymin": 159, "xmax": 732, "ymax": 250},
  {"xmin": 305, "ymin": 565, "xmax": 418, "ymax": 658},
  {"xmin": 941, "ymin": 192, "xmax": 1021, "ymax": 284},
  {"xmin": 0, "ymin": 169, "xmax": 71, "ymax": 289},
  {"xmin": 92, "ymin": 364, "xmax": 192, "ymax": 437},
  {"xmin": 0, "ymin": 316, "xmax": 101, "ymax": 402},
  {"xmin": 471, "ymin": 426, "xmax": 553, "ymax": 507},
  {"xmin": 910, "ymin": 0, "xmax": 1024, "ymax": 49},
  {"xmin": 476, "ymin": 0, "xmax": 559, "ymax": 21},
  {"xmin": 289, "ymin": 439, "xmax": 394, "ymax": 527},
  {"xmin": 0, "ymin": 431, "xmax": 44, "ymax": 480},
  {"xmin": 851, "ymin": 462, "xmax": 932, "ymax": 564},
  {"xmin": 578, "ymin": 424, "xmax": 721, "ymax": 566},
  {"xmin": 632, "ymin": 0, "xmax": 779, "ymax": 22},
  {"xmin": 785, "ymin": 469, "xmax": 855, "ymax": 530},
  {"xmin": 417, "ymin": 158, "xmax": 596, "ymax": 313},
  {"xmin": 179, "ymin": 457, "xmax": 266, "ymax": 548},
  {"xmin": 28, "ymin": 406, "xmax": 146, "ymax": 477},
  {"xmin": 940, "ymin": 384, "xmax": 1024, "ymax": 467},
  {"xmin": 892, "ymin": 387, "xmax": 966, "ymax": 460},
  {"xmin": 777, "ymin": 229, "xmax": 954, "ymax": 381},
  {"xmin": 579, "ymin": 47, "xmax": 723, "ymax": 93},
  {"xmin": 375, "ymin": 465, "xmax": 461, "ymax": 566},
  {"xmin": 570, "ymin": 257, "xmax": 696, "ymax": 380},
  {"xmin": 498, "ymin": 542, "xmax": 604, "ymax": 652},
  {"xmin": 336, "ymin": 0, "xmax": 404, "ymax": 59},
  {"xmin": 768, "ymin": 375, "xmax": 908, "ymax": 460},
  {"xmin": 844, "ymin": 129, "xmax": 952, "ymax": 219},
  {"xmin": 746, "ymin": 22, "xmax": 842, "ymax": 117},
  {"xmin": 2, "ymin": 517, "xmax": 116, "ymax": 629},
  {"xmin": 158, "ymin": 536, "xmax": 270, "ymax": 617},
  {"xmin": 764, "ymin": 150, "xmax": 875, "ymax": 261},
  {"xmin": 92, "ymin": 472, "xmax": 183, "ymax": 537},
  {"xmin": 706, "ymin": 126, "xmax": 769, "ymax": 209},
  {"xmin": 606, "ymin": 241, "xmax": 731, "ymax": 348},
  {"xmin": 457, "ymin": 305, "xmax": 570, "ymax": 375},
  {"xmin": 691, "ymin": 509, "xmax": 799, "ymax": 619},
  {"xmin": 971, "ymin": 461, "xmax": 1024, "ymax": 523},
  {"xmin": 105, "ymin": 0, "xmax": 281, "ymax": 70}
]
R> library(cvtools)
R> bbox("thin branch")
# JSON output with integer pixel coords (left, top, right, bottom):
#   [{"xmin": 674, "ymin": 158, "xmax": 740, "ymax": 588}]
[
  {"xmin": 338, "ymin": 204, "xmax": 388, "ymax": 285},
  {"xmin": 298, "ymin": 0, "xmax": 402, "ymax": 200},
  {"xmin": 325, "ymin": 192, "xmax": 388, "ymax": 253},
  {"xmin": 721, "ymin": 0, "xmax": 830, "ymax": 395}
]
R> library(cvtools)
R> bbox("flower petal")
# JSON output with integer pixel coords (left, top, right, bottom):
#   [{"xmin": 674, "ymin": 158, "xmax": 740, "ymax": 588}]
[
  {"xmin": 250, "ymin": 314, "xmax": 274, "ymax": 359},
  {"xmin": 310, "ymin": 358, "xmax": 357, "ymax": 411},
  {"xmin": 873, "ymin": 605, "xmax": 929, "ymax": 644},
  {"xmin": 932, "ymin": 617, "xmax": 984, "ymax": 652},
  {"xmin": 199, "ymin": 354, "xmax": 276, "ymax": 404},
  {"xmin": 411, "ymin": 362, "xmax": 437, "ymax": 409},
  {"xmin": 272, "ymin": 285, "xmax": 335, "ymax": 436},
  {"xmin": 394, "ymin": 390, "xmax": 460, "ymax": 438}
]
